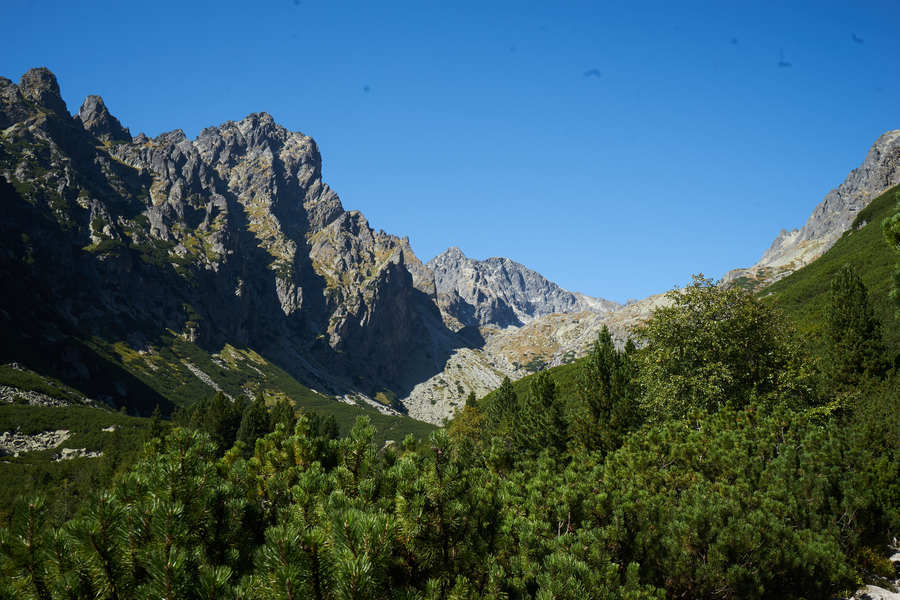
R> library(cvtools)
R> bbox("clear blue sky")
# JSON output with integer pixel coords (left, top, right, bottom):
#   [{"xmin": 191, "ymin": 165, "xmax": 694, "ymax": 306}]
[{"xmin": 4, "ymin": 0, "xmax": 899, "ymax": 302}]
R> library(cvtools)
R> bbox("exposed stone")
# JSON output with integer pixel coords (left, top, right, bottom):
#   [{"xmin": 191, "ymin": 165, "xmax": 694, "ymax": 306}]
[
  {"xmin": 0, "ymin": 429, "xmax": 70, "ymax": 457},
  {"xmin": 0, "ymin": 67, "xmax": 468, "ymax": 408},
  {"xmin": 53, "ymin": 447, "xmax": 103, "ymax": 461},
  {"xmin": 725, "ymin": 130, "xmax": 900, "ymax": 287},
  {"xmin": 74, "ymin": 95, "xmax": 131, "ymax": 142},
  {"xmin": 428, "ymin": 246, "xmax": 620, "ymax": 329},
  {"xmin": 183, "ymin": 361, "xmax": 234, "ymax": 400},
  {"xmin": 0, "ymin": 385, "xmax": 93, "ymax": 407},
  {"xmin": 0, "ymin": 77, "xmax": 30, "ymax": 129},
  {"xmin": 19, "ymin": 67, "xmax": 69, "ymax": 117}
]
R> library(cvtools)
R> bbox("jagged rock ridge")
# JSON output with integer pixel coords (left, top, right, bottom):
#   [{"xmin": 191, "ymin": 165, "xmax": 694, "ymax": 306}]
[
  {"xmin": 725, "ymin": 130, "xmax": 900, "ymax": 287},
  {"xmin": 0, "ymin": 67, "xmax": 454, "ymax": 409},
  {"xmin": 428, "ymin": 246, "xmax": 620, "ymax": 329}
]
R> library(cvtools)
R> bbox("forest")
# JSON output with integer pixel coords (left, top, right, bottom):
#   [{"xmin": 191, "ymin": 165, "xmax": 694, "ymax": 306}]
[{"xmin": 1, "ymin": 197, "xmax": 899, "ymax": 599}]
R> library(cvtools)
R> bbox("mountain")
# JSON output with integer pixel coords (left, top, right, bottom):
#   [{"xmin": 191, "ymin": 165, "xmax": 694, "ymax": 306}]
[
  {"xmin": 764, "ymin": 182, "xmax": 900, "ymax": 356},
  {"xmin": 1, "ymin": 67, "xmax": 633, "ymax": 426},
  {"xmin": 427, "ymin": 246, "xmax": 620, "ymax": 329},
  {"xmin": 725, "ymin": 130, "xmax": 900, "ymax": 288},
  {"xmin": 0, "ymin": 67, "xmax": 463, "ymax": 416}
]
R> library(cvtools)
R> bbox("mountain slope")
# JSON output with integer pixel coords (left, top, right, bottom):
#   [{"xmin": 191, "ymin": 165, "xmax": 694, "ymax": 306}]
[
  {"xmin": 725, "ymin": 130, "xmax": 900, "ymax": 288},
  {"xmin": 764, "ymin": 183, "xmax": 900, "ymax": 357}
]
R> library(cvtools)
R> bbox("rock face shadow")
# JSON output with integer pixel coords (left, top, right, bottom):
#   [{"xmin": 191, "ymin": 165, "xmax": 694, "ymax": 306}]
[{"xmin": 0, "ymin": 69, "xmax": 482, "ymax": 415}]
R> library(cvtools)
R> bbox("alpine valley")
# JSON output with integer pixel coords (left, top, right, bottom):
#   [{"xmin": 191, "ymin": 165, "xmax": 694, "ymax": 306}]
[
  {"xmin": 2, "ymin": 67, "xmax": 900, "ymax": 600},
  {"xmin": 2, "ymin": 68, "xmax": 899, "ymax": 426}
]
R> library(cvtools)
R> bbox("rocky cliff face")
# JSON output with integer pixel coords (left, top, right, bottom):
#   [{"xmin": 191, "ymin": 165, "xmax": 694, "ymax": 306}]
[
  {"xmin": 0, "ymin": 67, "xmax": 648, "ymax": 424},
  {"xmin": 725, "ymin": 130, "xmax": 900, "ymax": 287},
  {"xmin": 0, "ymin": 67, "xmax": 452, "ymax": 405},
  {"xmin": 428, "ymin": 246, "xmax": 620, "ymax": 329}
]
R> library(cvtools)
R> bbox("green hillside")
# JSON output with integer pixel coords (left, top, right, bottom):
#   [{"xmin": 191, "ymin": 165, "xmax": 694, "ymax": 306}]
[
  {"xmin": 478, "ymin": 355, "xmax": 585, "ymax": 410},
  {"xmin": 0, "ymin": 402, "xmax": 152, "ymax": 525},
  {"xmin": 81, "ymin": 333, "xmax": 436, "ymax": 441},
  {"xmin": 1, "ymin": 329, "xmax": 433, "ymax": 446},
  {"xmin": 763, "ymin": 184, "xmax": 900, "ymax": 359},
  {"xmin": 0, "ymin": 335, "xmax": 433, "ymax": 528}
]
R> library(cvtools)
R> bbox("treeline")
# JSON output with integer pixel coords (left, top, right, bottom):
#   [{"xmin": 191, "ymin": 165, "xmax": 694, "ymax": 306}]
[{"xmin": 1, "ymin": 265, "xmax": 898, "ymax": 598}]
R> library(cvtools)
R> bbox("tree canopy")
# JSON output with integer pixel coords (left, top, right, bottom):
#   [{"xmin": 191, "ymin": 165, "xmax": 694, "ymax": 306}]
[{"xmin": 634, "ymin": 275, "xmax": 811, "ymax": 420}]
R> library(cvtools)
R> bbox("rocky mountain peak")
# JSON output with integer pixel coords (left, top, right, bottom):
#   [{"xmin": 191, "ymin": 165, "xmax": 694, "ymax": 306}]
[
  {"xmin": 427, "ymin": 247, "xmax": 619, "ymax": 329},
  {"xmin": 19, "ymin": 67, "xmax": 68, "ymax": 117},
  {"xmin": 441, "ymin": 246, "xmax": 465, "ymax": 260},
  {"xmin": 75, "ymin": 95, "xmax": 131, "ymax": 142}
]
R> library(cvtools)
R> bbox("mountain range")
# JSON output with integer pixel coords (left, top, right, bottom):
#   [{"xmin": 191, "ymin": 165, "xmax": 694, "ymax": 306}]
[{"xmin": 1, "ymin": 67, "xmax": 898, "ymax": 425}]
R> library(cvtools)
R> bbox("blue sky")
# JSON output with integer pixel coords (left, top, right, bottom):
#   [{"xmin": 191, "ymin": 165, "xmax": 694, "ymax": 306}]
[{"xmin": 4, "ymin": 0, "xmax": 899, "ymax": 302}]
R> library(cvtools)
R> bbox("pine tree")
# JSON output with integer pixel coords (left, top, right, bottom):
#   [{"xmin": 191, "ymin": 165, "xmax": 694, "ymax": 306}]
[
  {"xmin": 193, "ymin": 392, "xmax": 242, "ymax": 454},
  {"xmin": 570, "ymin": 326, "xmax": 640, "ymax": 454},
  {"xmin": 237, "ymin": 392, "xmax": 270, "ymax": 458},
  {"xmin": 268, "ymin": 399, "xmax": 297, "ymax": 433},
  {"xmin": 515, "ymin": 371, "xmax": 567, "ymax": 455},
  {"xmin": 486, "ymin": 377, "xmax": 517, "ymax": 434},
  {"xmin": 824, "ymin": 264, "xmax": 888, "ymax": 392},
  {"xmin": 149, "ymin": 404, "xmax": 165, "ymax": 440},
  {"xmin": 0, "ymin": 497, "xmax": 52, "ymax": 600}
]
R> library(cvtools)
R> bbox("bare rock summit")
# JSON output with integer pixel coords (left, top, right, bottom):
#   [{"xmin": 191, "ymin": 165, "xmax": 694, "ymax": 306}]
[{"xmin": 427, "ymin": 246, "xmax": 620, "ymax": 329}]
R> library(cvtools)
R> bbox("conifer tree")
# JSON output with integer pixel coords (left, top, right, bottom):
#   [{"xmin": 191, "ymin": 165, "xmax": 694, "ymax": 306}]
[
  {"xmin": 824, "ymin": 264, "xmax": 888, "ymax": 391},
  {"xmin": 237, "ymin": 392, "xmax": 270, "ymax": 457},
  {"xmin": 515, "ymin": 371, "xmax": 567, "ymax": 454},
  {"xmin": 192, "ymin": 392, "xmax": 242, "ymax": 454},
  {"xmin": 268, "ymin": 399, "xmax": 297, "ymax": 433},
  {"xmin": 570, "ymin": 326, "xmax": 640, "ymax": 454},
  {"xmin": 0, "ymin": 497, "xmax": 52, "ymax": 600},
  {"xmin": 486, "ymin": 377, "xmax": 517, "ymax": 434},
  {"xmin": 149, "ymin": 404, "xmax": 165, "ymax": 440}
]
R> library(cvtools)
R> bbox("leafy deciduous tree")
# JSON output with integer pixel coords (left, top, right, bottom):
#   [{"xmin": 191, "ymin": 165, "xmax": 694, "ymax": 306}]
[{"xmin": 634, "ymin": 275, "xmax": 810, "ymax": 420}]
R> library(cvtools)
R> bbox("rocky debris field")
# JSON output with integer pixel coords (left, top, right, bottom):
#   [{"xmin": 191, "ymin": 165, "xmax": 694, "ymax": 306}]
[{"xmin": 0, "ymin": 429, "xmax": 70, "ymax": 457}]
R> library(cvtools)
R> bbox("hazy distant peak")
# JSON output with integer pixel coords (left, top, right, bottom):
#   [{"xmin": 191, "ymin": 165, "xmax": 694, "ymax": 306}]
[{"xmin": 427, "ymin": 247, "xmax": 620, "ymax": 329}]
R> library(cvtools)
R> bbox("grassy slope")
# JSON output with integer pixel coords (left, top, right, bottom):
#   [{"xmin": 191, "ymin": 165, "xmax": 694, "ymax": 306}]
[
  {"xmin": 80, "ymin": 333, "xmax": 435, "ymax": 442},
  {"xmin": 477, "ymin": 358, "xmax": 585, "ymax": 409},
  {"xmin": 763, "ymin": 184, "xmax": 900, "ymax": 358},
  {"xmin": 0, "ymin": 340, "xmax": 434, "ymax": 523}
]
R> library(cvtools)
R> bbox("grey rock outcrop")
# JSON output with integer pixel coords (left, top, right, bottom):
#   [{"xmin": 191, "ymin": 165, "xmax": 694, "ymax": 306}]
[
  {"xmin": 725, "ymin": 130, "xmax": 900, "ymax": 287},
  {"xmin": 18, "ymin": 67, "xmax": 69, "ymax": 117},
  {"xmin": 53, "ymin": 447, "xmax": 103, "ymax": 461},
  {"xmin": 427, "ymin": 246, "xmax": 620, "ymax": 328},
  {"xmin": 0, "ymin": 77, "xmax": 31, "ymax": 129},
  {"xmin": 74, "ymin": 95, "xmax": 131, "ymax": 142},
  {"xmin": 0, "ymin": 429, "xmax": 70, "ymax": 457}
]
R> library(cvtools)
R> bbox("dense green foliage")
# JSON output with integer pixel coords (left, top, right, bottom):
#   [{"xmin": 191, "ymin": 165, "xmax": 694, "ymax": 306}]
[
  {"xmin": 569, "ymin": 328, "xmax": 639, "ymax": 454},
  {"xmin": 634, "ymin": 276, "xmax": 811, "ymax": 420},
  {"xmin": 823, "ymin": 264, "xmax": 888, "ymax": 394},
  {"xmin": 2, "ymin": 389, "xmax": 896, "ymax": 599},
  {"xmin": 883, "ymin": 191, "xmax": 900, "ymax": 313},
  {"xmin": 0, "ymin": 405, "xmax": 156, "ymax": 526}
]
